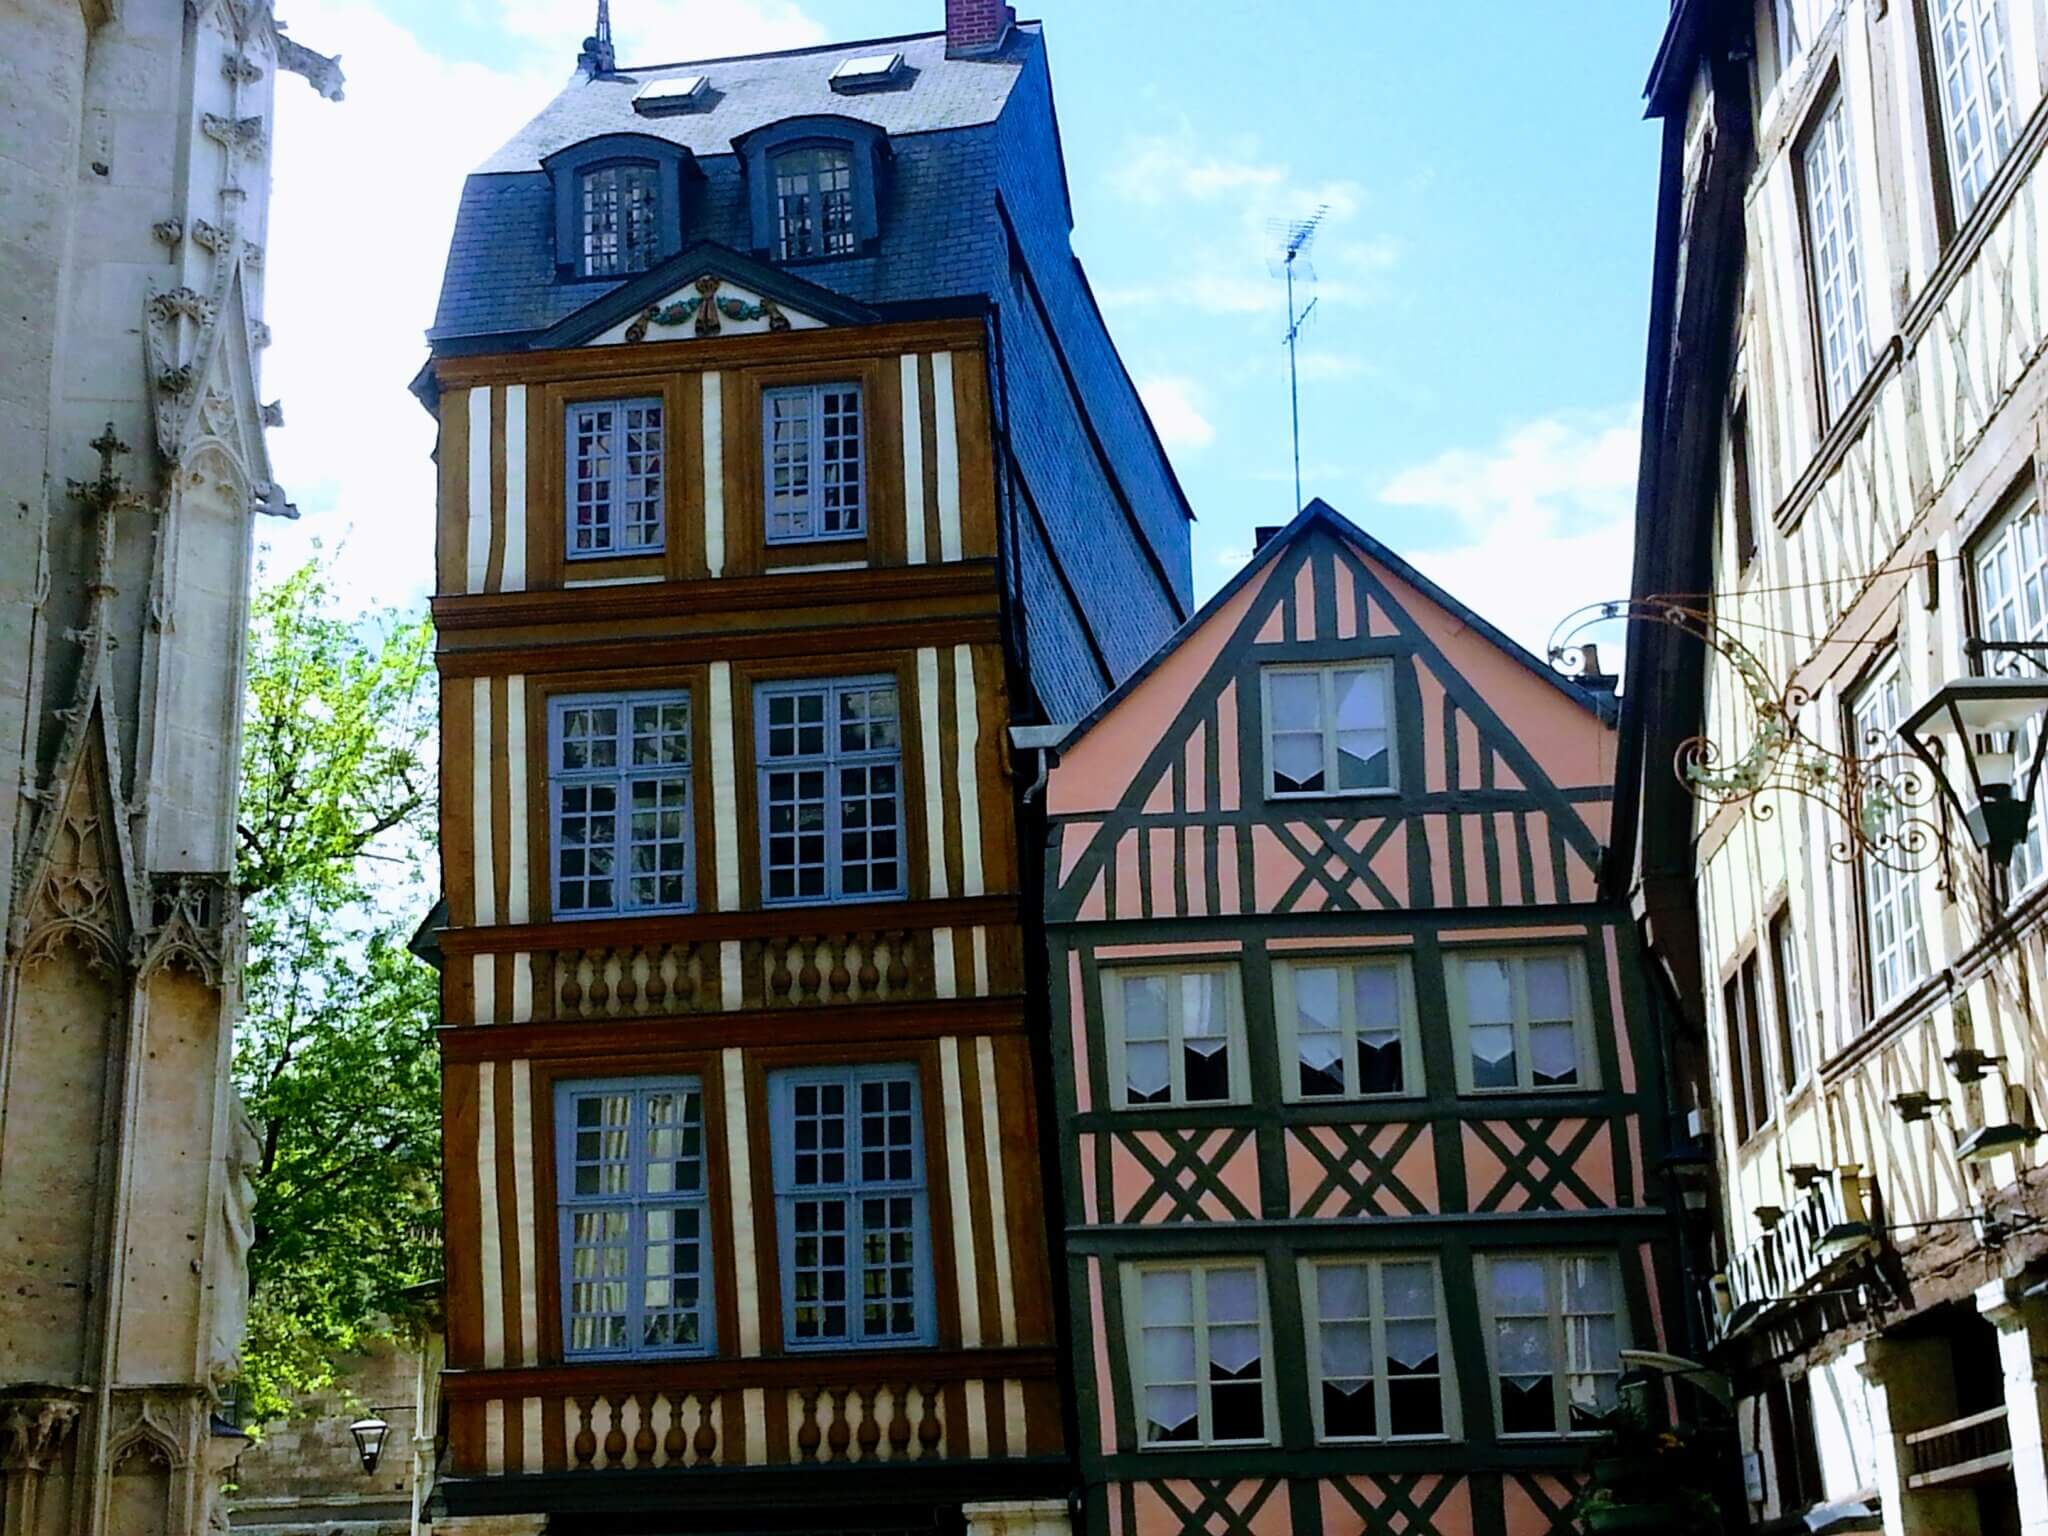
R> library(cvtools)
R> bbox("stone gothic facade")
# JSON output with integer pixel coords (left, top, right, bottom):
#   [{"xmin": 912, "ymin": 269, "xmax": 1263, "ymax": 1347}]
[{"xmin": 0, "ymin": 3, "xmax": 337, "ymax": 1533}]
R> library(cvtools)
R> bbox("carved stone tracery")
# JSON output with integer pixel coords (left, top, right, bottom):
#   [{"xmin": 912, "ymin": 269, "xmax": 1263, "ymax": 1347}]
[{"xmin": 0, "ymin": 1397, "xmax": 81, "ymax": 1475}]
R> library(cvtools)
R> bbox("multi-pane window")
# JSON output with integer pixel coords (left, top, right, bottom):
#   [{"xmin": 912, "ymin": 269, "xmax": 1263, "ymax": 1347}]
[
  {"xmin": 764, "ymin": 383, "xmax": 864, "ymax": 543},
  {"xmin": 1264, "ymin": 663, "xmax": 1395, "ymax": 796},
  {"xmin": 1452, "ymin": 949, "xmax": 1594, "ymax": 1093},
  {"xmin": 551, "ymin": 693, "xmax": 692, "ymax": 917},
  {"xmin": 556, "ymin": 1079, "xmax": 711, "ymax": 1358},
  {"xmin": 1769, "ymin": 908, "xmax": 1812, "ymax": 1089},
  {"xmin": 1276, "ymin": 958, "xmax": 1418, "ymax": 1100},
  {"xmin": 1106, "ymin": 966, "xmax": 1245, "ymax": 1108},
  {"xmin": 1850, "ymin": 660, "xmax": 1929, "ymax": 1013},
  {"xmin": 1303, "ymin": 1258, "xmax": 1453, "ymax": 1442},
  {"xmin": 1723, "ymin": 953, "xmax": 1774, "ymax": 1142},
  {"xmin": 580, "ymin": 162, "xmax": 660, "ymax": 277},
  {"xmin": 567, "ymin": 399, "xmax": 665, "ymax": 558},
  {"xmin": 1484, "ymin": 1253, "xmax": 1623, "ymax": 1437},
  {"xmin": 774, "ymin": 145, "xmax": 856, "ymax": 259},
  {"xmin": 757, "ymin": 677, "xmax": 902, "ymax": 904},
  {"xmin": 1973, "ymin": 496, "xmax": 2048, "ymax": 887},
  {"xmin": 1128, "ymin": 1263, "xmax": 1270, "ymax": 1447},
  {"xmin": 1801, "ymin": 90, "xmax": 1872, "ymax": 418},
  {"xmin": 771, "ymin": 1065, "xmax": 930, "ymax": 1349},
  {"xmin": 1929, "ymin": 0, "xmax": 2016, "ymax": 218},
  {"xmin": 1775, "ymin": 0, "xmax": 1813, "ymax": 74}
]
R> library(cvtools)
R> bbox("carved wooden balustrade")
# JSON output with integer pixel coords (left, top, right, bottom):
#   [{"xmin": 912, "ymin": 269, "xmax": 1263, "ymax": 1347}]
[
  {"xmin": 438, "ymin": 896, "xmax": 1019, "ymax": 1026},
  {"xmin": 441, "ymin": 1346, "xmax": 1056, "ymax": 1477}
]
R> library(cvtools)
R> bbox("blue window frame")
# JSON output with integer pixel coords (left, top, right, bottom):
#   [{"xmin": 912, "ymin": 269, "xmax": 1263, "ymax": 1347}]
[
  {"xmin": 555, "ymin": 1077, "xmax": 713, "ymax": 1359},
  {"xmin": 763, "ymin": 382, "xmax": 864, "ymax": 544},
  {"xmin": 770, "ymin": 1064, "xmax": 932, "ymax": 1349},
  {"xmin": 755, "ymin": 677, "xmax": 902, "ymax": 905},
  {"xmin": 566, "ymin": 397, "xmax": 665, "ymax": 559},
  {"xmin": 579, "ymin": 160, "xmax": 661, "ymax": 277},
  {"xmin": 550, "ymin": 692, "xmax": 692, "ymax": 918}
]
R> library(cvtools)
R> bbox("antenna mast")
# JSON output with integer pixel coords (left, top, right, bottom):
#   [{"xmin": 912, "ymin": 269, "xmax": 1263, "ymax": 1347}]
[{"xmin": 1271, "ymin": 206, "xmax": 1327, "ymax": 516}]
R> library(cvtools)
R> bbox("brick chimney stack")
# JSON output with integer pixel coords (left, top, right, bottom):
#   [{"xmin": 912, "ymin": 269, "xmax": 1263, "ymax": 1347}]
[{"xmin": 946, "ymin": 0, "xmax": 1015, "ymax": 57}]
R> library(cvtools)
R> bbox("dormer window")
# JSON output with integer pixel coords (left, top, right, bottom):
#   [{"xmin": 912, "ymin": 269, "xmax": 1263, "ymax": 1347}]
[
  {"xmin": 581, "ymin": 162, "xmax": 660, "ymax": 277},
  {"xmin": 774, "ymin": 146, "xmax": 855, "ymax": 261},
  {"xmin": 735, "ymin": 117, "xmax": 887, "ymax": 266},
  {"xmin": 545, "ymin": 135, "xmax": 693, "ymax": 284}
]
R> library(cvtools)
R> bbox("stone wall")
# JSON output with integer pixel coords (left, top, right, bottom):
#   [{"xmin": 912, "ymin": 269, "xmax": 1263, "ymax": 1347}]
[{"xmin": 230, "ymin": 1338, "xmax": 420, "ymax": 1536}]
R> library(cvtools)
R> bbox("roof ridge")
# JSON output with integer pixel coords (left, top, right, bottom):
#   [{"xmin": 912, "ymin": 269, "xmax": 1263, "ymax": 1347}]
[{"xmin": 615, "ymin": 25, "xmax": 969, "ymax": 75}]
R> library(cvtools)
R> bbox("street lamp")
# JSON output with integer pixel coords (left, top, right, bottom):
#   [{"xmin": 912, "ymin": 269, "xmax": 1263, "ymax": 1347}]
[
  {"xmin": 1897, "ymin": 675, "xmax": 2048, "ymax": 872},
  {"xmin": 348, "ymin": 1414, "xmax": 390, "ymax": 1475}
]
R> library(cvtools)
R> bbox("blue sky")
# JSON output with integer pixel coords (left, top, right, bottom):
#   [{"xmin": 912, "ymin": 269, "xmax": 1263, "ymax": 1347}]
[{"xmin": 261, "ymin": 1, "xmax": 1669, "ymax": 654}]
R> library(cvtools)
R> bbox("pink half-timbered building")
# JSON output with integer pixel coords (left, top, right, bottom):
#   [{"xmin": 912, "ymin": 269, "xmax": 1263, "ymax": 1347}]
[{"xmin": 1035, "ymin": 502, "xmax": 1686, "ymax": 1536}]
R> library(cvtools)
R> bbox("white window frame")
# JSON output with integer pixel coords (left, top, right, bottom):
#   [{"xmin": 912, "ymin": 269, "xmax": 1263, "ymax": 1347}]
[
  {"xmin": 1927, "ymin": 0, "xmax": 2017, "ymax": 220},
  {"xmin": 1799, "ymin": 86, "xmax": 1872, "ymax": 419},
  {"xmin": 1768, "ymin": 907, "xmax": 1813, "ymax": 1092},
  {"xmin": 1261, "ymin": 661, "xmax": 1398, "ymax": 799},
  {"xmin": 1972, "ymin": 491, "xmax": 2048, "ymax": 891},
  {"xmin": 1102, "ymin": 964, "xmax": 1249, "ymax": 1109},
  {"xmin": 549, "ymin": 691, "xmax": 693, "ymax": 919},
  {"xmin": 1849, "ymin": 658, "xmax": 1930, "ymax": 1015},
  {"xmin": 565, "ymin": 397, "xmax": 666, "ymax": 559},
  {"xmin": 1300, "ymin": 1256, "xmax": 1459, "ymax": 1444},
  {"xmin": 1479, "ymin": 1251, "xmax": 1625, "ymax": 1439},
  {"xmin": 1274, "ymin": 955, "xmax": 1422, "ymax": 1102},
  {"xmin": 1446, "ymin": 947, "xmax": 1599, "ymax": 1094},
  {"xmin": 1123, "ymin": 1260, "xmax": 1275, "ymax": 1449}
]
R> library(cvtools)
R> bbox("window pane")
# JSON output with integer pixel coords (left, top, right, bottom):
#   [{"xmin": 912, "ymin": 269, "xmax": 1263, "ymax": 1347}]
[
  {"xmin": 1180, "ymin": 973, "xmax": 1232, "ymax": 1102},
  {"xmin": 1294, "ymin": 967, "xmax": 1345, "ymax": 1097},
  {"xmin": 1334, "ymin": 669, "xmax": 1390, "ymax": 789},
  {"xmin": 1355, "ymin": 966, "xmax": 1404, "ymax": 1094},
  {"xmin": 1530, "ymin": 1020, "xmax": 1580, "ymax": 1087},
  {"xmin": 1464, "ymin": 958, "xmax": 1513, "ymax": 1023},
  {"xmin": 1271, "ymin": 731, "xmax": 1326, "ymax": 793},
  {"xmin": 1803, "ymin": 94, "xmax": 1871, "ymax": 416}
]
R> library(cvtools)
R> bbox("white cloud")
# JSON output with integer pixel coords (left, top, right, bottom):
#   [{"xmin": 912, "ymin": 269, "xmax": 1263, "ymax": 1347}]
[
  {"xmin": 1376, "ymin": 406, "xmax": 1640, "ymax": 658},
  {"xmin": 1136, "ymin": 376, "xmax": 1215, "ymax": 450},
  {"xmin": 259, "ymin": 0, "xmax": 824, "ymax": 610},
  {"xmin": 1098, "ymin": 122, "xmax": 1392, "ymax": 317}
]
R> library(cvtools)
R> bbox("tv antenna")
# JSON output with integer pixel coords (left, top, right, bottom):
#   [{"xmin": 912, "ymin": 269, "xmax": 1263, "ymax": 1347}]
[{"xmin": 1269, "ymin": 206, "xmax": 1327, "ymax": 516}]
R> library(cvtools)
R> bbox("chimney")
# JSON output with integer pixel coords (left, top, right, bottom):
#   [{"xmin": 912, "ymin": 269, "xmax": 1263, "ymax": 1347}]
[
  {"xmin": 946, "ymin": 0, "xmax": 1015, "ymax": 58},
  {"xmin": 1253, "ymin": 526, "xmax": 1284, "ymax": 551},
  {"xmin": 576, "ymin": 0, "xmax": 616, "ymax": 77}
]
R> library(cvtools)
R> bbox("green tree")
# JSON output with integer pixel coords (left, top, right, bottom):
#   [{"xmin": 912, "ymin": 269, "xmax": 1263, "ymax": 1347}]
[{"xmin": 232, "ymin": 560, "xmax": 441, "ymax": 1424}]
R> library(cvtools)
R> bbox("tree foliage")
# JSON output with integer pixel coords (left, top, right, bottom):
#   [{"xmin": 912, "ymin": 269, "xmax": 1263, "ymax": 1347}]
[{"xmin": 232, "ymin": 560, "xmax": 441, "ymax": 1424}]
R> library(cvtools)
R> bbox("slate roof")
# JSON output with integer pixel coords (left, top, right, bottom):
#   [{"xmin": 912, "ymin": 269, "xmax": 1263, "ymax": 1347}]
[
  {"xmin": 476, "ymin": 28, "xmax": 1031, "ymax": 173},
  {"xmin": 425, "ymin": 16, "xmax": 1195, "ymax": 723}
]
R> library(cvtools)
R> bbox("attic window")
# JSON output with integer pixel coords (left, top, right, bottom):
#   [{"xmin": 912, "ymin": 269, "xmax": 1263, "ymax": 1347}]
[
  {"xmin": 829, "ymin": 52, "xmax": 904, "ymax": 92},
  {"xmin": 634, "ymin": 75, "xmax": 708, "ymax": 115}
]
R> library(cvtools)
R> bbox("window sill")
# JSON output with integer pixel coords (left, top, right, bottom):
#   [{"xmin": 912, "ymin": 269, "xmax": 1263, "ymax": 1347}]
[
  {"xmin": 1112, "ymin": 1099, "xmax": 1251, "ymax": 1114},
  {"xmin": 761, "ymin": 890, "xmax": 907, "ymax": 912},
  {"xmin": 1266, "ymin": 787, "xmax": 1399, "ymax": 802},
  {"xmin": 1317, "ymin": 1432, "xmax": 1459, "ymax": 1447},
  {"xmin": 554, "ymin": 904, "xmax": 697, "ymax": 924},
  {"xmin": 1284, "ymin": 1091, "xmax": 1426, "ymax": 1108},
  {"xmin": 1460, "ymin": 1082, "xmax": 1599, "ymax": 1098},
  {"xmin": 1136, "ymin": 1438, "xmax": 1274, "ymax": 1453}
]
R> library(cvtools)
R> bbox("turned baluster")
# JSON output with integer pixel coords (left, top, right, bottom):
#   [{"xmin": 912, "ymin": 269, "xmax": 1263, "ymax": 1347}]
[
  {"xmin": 884, "ymin": 931, "xmax": 912, "ymax": 993},
  {"xmin": 616, "ymin": 948, "xmax": 641, "ymax": 1012},
  {"xmin": 602, "ymin": 1397, "xmax": 627, "ymax": 1466},
  {"xmin": 796, "ymin": 937, "xmax": 822, "ymax": 1003},
  {"xmin": 795, "ymin": 1387, "xmax": 823, "ymax": 1462},
  {"xmin": 693, "ymin": 1399, "xmax": 718, "ymax": 1463},
  {"xmin": 589, "ymin": 951, "xmax": 613, "ymax": 1013},
  {"xmin": 560, "ymin": 951, "xmax": 586, "ymax": 1014},
  {"xmin": 886, "ymin": 1384, "xmax": 913, "ymax": 1458},
  {"xmin": 573, "ymin": 1396, "xmax": 598, "ymax": 1468},
  {"xmin": 633, "ymin": 1392, "xmax": 657, "ymax": 1463},
  {"xmin": 642, "ymin": 945, "xmax": 669, "ymax": 1012},
  {"xmin": 916, "ymin": 1382, "xmax": 943, "ymax": 1457},
  {"xmin": 766, "ymin": 937, "xmax": 793, "ymax": 1004},
  {"xmin": 853, "ymin": 932, "xmax": 881, "ymax": 999},
  {"xmin": 826, "ymin": 1386, "xmax": 853, "ymax": 1461},
  {"xmin": 672, "ymin": 945, "xmax": 697, "ymax": 1010},
  {"xmin": 855, "ymin": 1387, "xmax": 882, "ymax": 1461},
  {"xmin": 827, "ymin": 937, "xmax": 853, "ymax": 1001},
  {"xmin": 663, "ymin": 1395, "xmax": 687, "ymax": 1465}
]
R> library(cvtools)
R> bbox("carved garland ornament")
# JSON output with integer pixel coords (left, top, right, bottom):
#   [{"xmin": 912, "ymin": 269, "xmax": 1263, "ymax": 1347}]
[
  {"xmin": 1550, "ymin": 597, "xmax": 1946, "ymax": 874},
  {"xmin": 624, "ymin": 274, "xmax": 793, "ymax": 342}
]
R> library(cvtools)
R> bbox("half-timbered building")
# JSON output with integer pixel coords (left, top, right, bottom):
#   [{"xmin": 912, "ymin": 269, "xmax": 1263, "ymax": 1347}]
[
  {"xmin": 414, "ymin": 7, "xmax": 1192, "ymax": 1533},
  {"xmin": 1037, "ymin": 502, "xmax": 1684, "ymax": 1536}
]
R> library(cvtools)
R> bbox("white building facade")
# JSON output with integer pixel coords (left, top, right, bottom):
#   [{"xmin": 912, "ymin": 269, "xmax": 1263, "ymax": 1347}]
[
  {"xmin": 1627, "ymin": 0, "xmax": 2048, "ymax": 1533},
  {"xmin": 0, "ymin": 4, "xmax": 336, "ymax": 1533}
]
